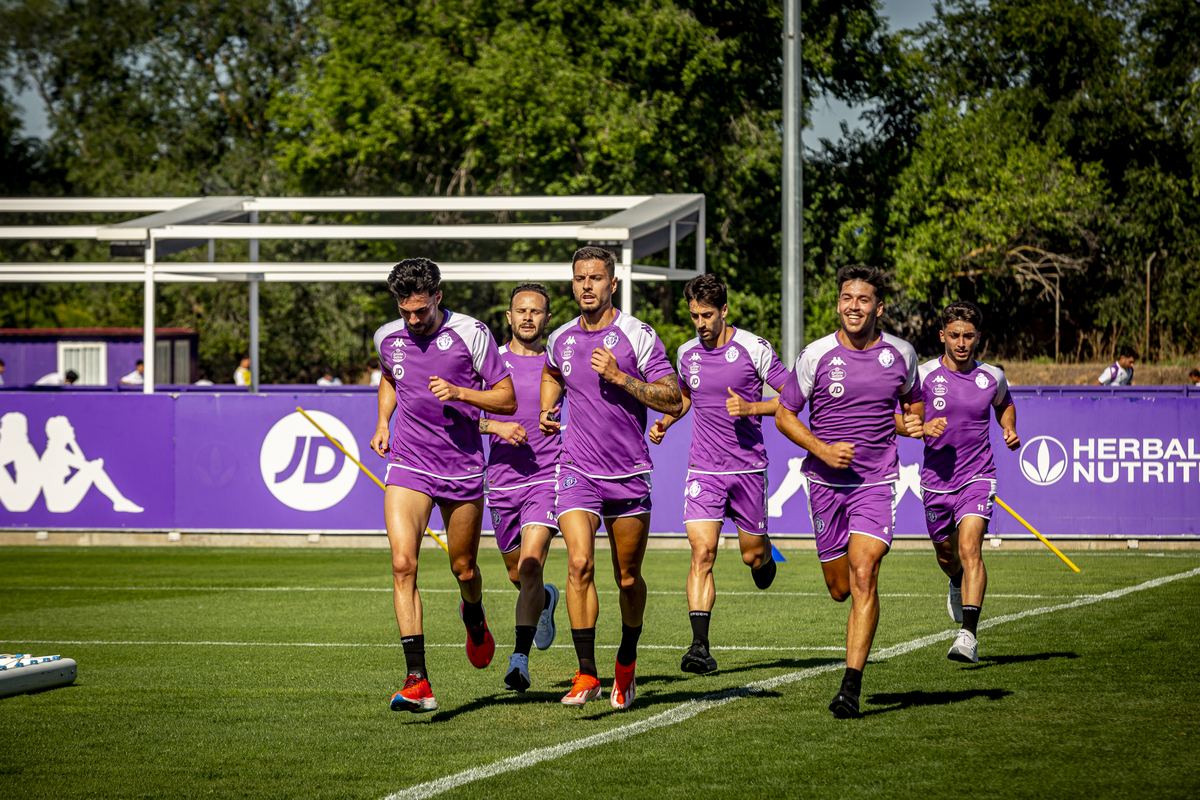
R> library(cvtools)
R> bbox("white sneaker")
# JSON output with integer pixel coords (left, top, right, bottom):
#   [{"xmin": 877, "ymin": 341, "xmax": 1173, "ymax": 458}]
[
  {"xmin": 504, "ymin": 653, "xmax": 531, "ymax": 692},
  {"xmin": 534, "ymin": 584, "xmax": 559, "ymax": 651},
  {"xmin": 947, "ymin": 579, "xmax": 963, "ymax": 623},
  {"xmin": 947, "ymin": 629, "xmax": 978, "ymax": 663}
]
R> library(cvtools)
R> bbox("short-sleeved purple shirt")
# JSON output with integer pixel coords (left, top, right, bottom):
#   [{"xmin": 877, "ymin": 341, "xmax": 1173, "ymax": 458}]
[
  {"xmin": 374, "ymin": 310, "xmax": 509, "ymax": 480},
  {"xmin": 484, "ymin": 345, "xmax": 560, "ymax": 489},
  {"xmin": 546, "ymin": 309, "xmax": 676, "ymax": 479},
  {"xmin": 676, "ymin": 328, "xmax": 791, "ymax": 474},
  {"xmin": 779, "ymin": 331, "xmax": 922, "ymax": 487},
  {"xmin": 919, "ymin": 358, "xmax": 1013, "ymax": 493}
]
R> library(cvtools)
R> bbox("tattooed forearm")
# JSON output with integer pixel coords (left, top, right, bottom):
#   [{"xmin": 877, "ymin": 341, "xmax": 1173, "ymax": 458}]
[
  {"xmin": 621, "ymin": 374, "xmax": 683, "ymax": 415},
  {"xmin": 479, "ymin": 418, "xmax": 491, "ymax": 434}
]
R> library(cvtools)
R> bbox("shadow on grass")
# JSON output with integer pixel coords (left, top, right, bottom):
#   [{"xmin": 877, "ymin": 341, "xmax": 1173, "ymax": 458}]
[
  {"xmin": 963, "ymin": 652, "xmax": 1080, "ymax": 671},
  {"xmin": 861, "ymin": 688, "xmax": 1012, "ymax": 716}
]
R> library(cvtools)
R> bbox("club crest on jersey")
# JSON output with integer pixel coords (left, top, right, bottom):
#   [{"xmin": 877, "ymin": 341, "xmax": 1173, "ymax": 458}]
[
  {"xmin": 561, "ymin": 475, "xmax": 578, "ymax": 490},
  {"xmin": 689, "ymin": 374, "xmax": 701, "ymax": 389},
  {"xmin": 813, "ymin": 516, "xmax": 826, "ymax": 534},
  {"xmin": 933, "ymin": 397, "xmax": 946, "ymax": 410},
  {"xmin": 562, "ymin": 361, "xmax": 572, "ymax": 376},
  {"xmin": 490, "ymin": 509, "xmax": 501, "ymax": 527},
  {"xmin": 689, "ymin": 363, "xmax": 701, "ymax": 374},
  {"xmin": 877, "ymin": 348, "xmax": 895, "ymax": 368},
  {"xmin": 829, "ymin": 367, "xmax": 846, "ymax": 381},
  {"xmin": 926, "ymin": 507, "xmax": 938, "ymax": 523},
  {"xmin": 603, "ymin": 331, "xmax": 619, "ymax": 349},
  {"xmin": 725, "ymin": 346, "xmax": 739, "ymax": 363},
  {"xmin": 562, "ymin": 347, "xmax": 574, "ymax": 360},
  {"xmin": 688, "ymin": 480, "xmax": 702, "ymax": 498},
  {"xmin": 436, "ymin": 332, "xmax": 453, "ymax": 351},
  {"xmin": 829, "ymin": 356, "xmax": 846, "ymax": 366},
  {"xmin": 975, "ymin": 373, "xmax": 990, "ymax": 389},
  {"xmin": 829, "ymin": 382, "xmax": 845, "ymax": 398},
  {"xmin": 392, "ymin": 365, "xmax": 404, "ymax": 380}
]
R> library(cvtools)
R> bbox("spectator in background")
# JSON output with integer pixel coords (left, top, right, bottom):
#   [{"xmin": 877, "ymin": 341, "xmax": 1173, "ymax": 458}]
[
  {"xmin": 35, "ymin": 370, "xmax": 78, "ymax": 386},
  {"xmin": 316, "ymin": 367, "xmax": 343, "ymax": 386},
  {"xmin": 119, "ymin": 360, "xmax": 145, "ymax": 385},
  {"xmin": 0, "ymin": 357, "xmax": 5, "ymax": 386},
  {"xmin": 1189, "ymin": 368, "xmax": 1199, "ymax": 386},
  {"xmin": 194, "ymin": 370, "xmax": 214, "ymax": 386},
  {"xmin": 369, "ymin": 361, "xmax": 382, "ymax": 387},
  {"xmin": 234, "ymin": 355, "xmax": 251, "ymax": 386},
  {"xmin": 1096, "ymin": 346, "xmax": 1137, "ymax": 386}
]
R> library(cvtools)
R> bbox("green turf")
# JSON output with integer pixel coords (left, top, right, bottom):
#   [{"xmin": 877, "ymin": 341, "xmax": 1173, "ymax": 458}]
[{"xmin": 1, "ymin": 546, "xmax": 1198, "ymax": 799}]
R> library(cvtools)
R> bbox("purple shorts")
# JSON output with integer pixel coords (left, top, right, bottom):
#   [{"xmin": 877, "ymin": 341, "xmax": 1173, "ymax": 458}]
[
  {"xmin": 487, "ymin": 480, "xmax": 559, "ymax": 554},
  {"xmin": 806, "ymin": 481, "xmax": 896, "ymax": 562},
  {"xmin": 385, "ymin": 464, "xmax": 485, "ymax": 505},
  {"xmin": 922, "ymin": 479, "xmax": 996, "ymax": 541},
  {"xmin": 555, "ymin": 466, "xmax": 652, "ymax": 520},
  {"xmin": 683, "ymin": 471, "xmax": 769, "ymax": 535}
]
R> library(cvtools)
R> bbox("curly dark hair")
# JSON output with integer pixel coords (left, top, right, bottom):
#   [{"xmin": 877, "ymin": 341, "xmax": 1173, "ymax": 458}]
[
  {"xmin": 683, "ymin": 274, "xmax": 727, "ymax": 310},
  {"xmin": 387, "ymin": 258, "xmax": 441, "ymax": 300},
  {"xmin": 941, "ymin": 300, "xmax": 983, "ymax": 330}
]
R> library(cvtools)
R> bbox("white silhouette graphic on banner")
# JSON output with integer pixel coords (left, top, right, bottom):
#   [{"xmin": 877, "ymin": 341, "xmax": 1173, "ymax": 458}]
[
  {"xmin": 767, "ymin": 456, "xmax": 923, "ymax": 518},
  {"xmin": 0, "ymin": 413, "xmax": 144, "ymax": 513},
  {"xmin": 260, "ymin": 410, "xmax": 361, "ymax": 511}
]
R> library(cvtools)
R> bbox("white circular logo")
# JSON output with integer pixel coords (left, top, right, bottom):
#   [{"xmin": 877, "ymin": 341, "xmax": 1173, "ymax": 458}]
[
  {"xmin": 562, "ymin": 347, "xmax": 574, "ymax": 360},
  {"xmin": 689, "ymin": 374, "xmax": 701, "ymax": 389},
  {"xmin": 490, "ymin": 509, "xmax": 501, "ymax": 527},
  {"xmin": 813, "ymin": 516, "xmax": 826, "ymax": 534},
  {"xmin": 830, "ymin": 367, "xmax": 846, "ymax": 381},
  {"xmin": 562, "ymin": 361, "xmax": 572, "ymax": 376},
  {"xmin": 259, "ymin": 411, "xmax": 361, "ymax": 511},
  {"xmin": 829, "ymin": 382, "xmax": 845, "ymax": 398},
  {"xmin": 688, "ymin": 480, "xmax": 702, "ymax": 498},
  {"xmin": 436, "ymin": 332, "xmax": 453, "ymax": 351},
  {"xmin": 878, "ymin": 349, "xmax": 895, "ymax": 368},
  {"xmin": 689, "ymin": 364, "xmax": 701, "ymax": 374},
  {"xmin": 603, "ymin": 332, "xmax": 619, "ymax": 349},
  {"xmin": 394, "ymin": 350, "xmax": 405, "ymax": 362},
  {"xmin": 391, "ymin": 364, "xmax": 404, "ymax": 380},
  {"xmin": 975, "ymin": 373, "xmax": 990, "ymax": 389},
  {"xmin": 725, "ymin": 347, "xmax": 739, "ymax": 363},
  {"xmin": 933, "ymin": 397, "xmax": 946, "ymax": 410},
  {"xmin": 926, "ymin": 508, "xmax": 938, "ymax": 522},
  {"xmin": 560, "ymin": 475, "xmax": 578, "ymax": 490},
  {"xmin": 1019, "ymin": 435, "xmax": 1069, "ymax": 486}
]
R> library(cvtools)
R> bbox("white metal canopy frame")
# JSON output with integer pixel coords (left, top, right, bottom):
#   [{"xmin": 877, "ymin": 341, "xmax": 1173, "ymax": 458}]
[{"xmin": 0, "ymin": 194, "xmax": 706, "ymax": 393}]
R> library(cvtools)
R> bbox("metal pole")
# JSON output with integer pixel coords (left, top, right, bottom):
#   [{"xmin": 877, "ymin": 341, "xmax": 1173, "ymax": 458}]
[
  {"xmin": 669, "ymin": 218, "xmax": 677, "ymax": 271},
  {"xmin": 696, "ymin": 198, "xmax": 706, "ymax": 274},
  {"xmin": 249, "ymin": 210, "xmax": 260, "ymax": 393},
  {"xmin": 1055, "ymin": 275, "xmax": 1060, "ymax": 363},
  {"xmin": 620, "ymin": 240, "xmax": 633, "ymax": 313},
  {"xmin": 781, "ymin": 0, "xmax": 803, "ymax": 364},
  {"xmin": 143, "ymin": 238, "xmax": 155, "ymax": 394}
]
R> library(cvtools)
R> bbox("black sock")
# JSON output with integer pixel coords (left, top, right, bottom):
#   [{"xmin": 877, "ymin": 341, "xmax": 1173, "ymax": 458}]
[
  {"xmin": 950, "ymin": 568, "xmax": 964, "ymax": 589},
  {"xmin": 402, "ymin": 635, "xmax": 426, "ymax": 677},
  {"xmin": 543, "ymin": 587, "xmax": 552, "ymax": 610},
  {"xmin": 689, "ymin": 611, "xmax": 711, "ymax": 648},
  {"xmin": 461, "ymin": 599, "xmax": 486, "ymax": 645},
  {"xmin": 514, "ymin": 625, "xmax": 536, "ymax": 657},
  {"xmin": 572, "ymin": 628, "xmax": 597, "ymax": 677},
  {"xmin": 616, "ymin": 623, "xmax": 642, "ymax": 667},
  {"xmin": 962, "ymin": 605, "xmax": 981, "ymax": 636},
  {"xmin": 841, "ymin": 667, "xmax": 862, "ymax": 698},
  {"xmin": 752, "ymin": 556, "xmax": 777, "ymax": 589}
]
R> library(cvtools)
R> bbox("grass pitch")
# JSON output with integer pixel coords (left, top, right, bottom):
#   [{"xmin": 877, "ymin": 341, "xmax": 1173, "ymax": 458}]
[{"xmin": 2, "ymin": 545, "xmax": 1198, "ymax": 799}]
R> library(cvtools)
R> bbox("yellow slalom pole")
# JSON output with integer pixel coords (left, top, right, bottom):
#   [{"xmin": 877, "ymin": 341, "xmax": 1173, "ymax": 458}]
[
  {"xmin": 295, "ymin": 407, "xmax": 450, "ymax": 554},
  {"xmin": 994, "ymin": 495, "xmax": 1080, "ymax": 573}
]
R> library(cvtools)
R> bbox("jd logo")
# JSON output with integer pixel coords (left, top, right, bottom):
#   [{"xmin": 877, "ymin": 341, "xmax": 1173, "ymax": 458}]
[
  {"xmin": 1020, "ymin": 435, "xmax": 1068, "ymax": 486},
  {"xmin": 259, "ymin": 411, "xmax": 361, "ymax": 511}
]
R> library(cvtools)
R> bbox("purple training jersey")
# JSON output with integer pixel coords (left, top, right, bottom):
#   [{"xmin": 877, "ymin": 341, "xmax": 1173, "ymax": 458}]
[
  {"xmin": 1097, "ymin": 361, "xmax": 1133, "ymax": 386},
  {"xmin": 676, "ymin": 328, "xmax": 791, "ymax": 474},
  {"xmin": 779, "ymin": 331, "xmax": 921, "ymax": 487},
  {"xmin": 484, "ymin": 345, "xmax": 561, "ymax": 489},
  {"xmin": 919, "ymin": 358, "xmax": 1012, "ymax": 493},
  {"xmin": 374, "ymin": 310, "xmax": 509, "ymax": 480},
  {"xmin": 546, "ymin": 309, "xmax": 676, "ymax": 479}
]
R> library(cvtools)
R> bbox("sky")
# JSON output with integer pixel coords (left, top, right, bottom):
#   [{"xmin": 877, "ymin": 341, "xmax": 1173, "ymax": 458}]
[{"xmin": 6, "ymin": 0, "xmax": 938, "ymax": 146}]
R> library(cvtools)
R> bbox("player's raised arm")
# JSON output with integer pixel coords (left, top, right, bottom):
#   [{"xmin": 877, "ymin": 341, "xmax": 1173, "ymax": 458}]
[
  {"xmin": 895, "ymin": 396, "xmax": 925, "ymax": 439},
  {"xmin": 371, "ymin": 371, "xmax": 398, "ymax": 457},
  {"xmin": 726, "ymin": 387, "xmax": 782, "ymax": 417},
  {"xmin": 539, "ymin": 364, "xmax": 564, "ymax": 436},
  {"xmin": 649, "ymin": 386, "xmax": 691, "ymax": 444},
  {"xmin": 591, "ymin": 346, "xmax": 683, "ymax": 415}
]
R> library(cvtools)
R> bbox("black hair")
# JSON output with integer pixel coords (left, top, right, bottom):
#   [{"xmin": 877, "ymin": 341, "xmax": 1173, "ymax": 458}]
[
  {"xmin": 64, "ymin": 370, "xmax": 78, "ymax": 383},
  {"xmin": 571, "ymin": 246, "xmax": 617, "ymax": 278},
  {"xmin": 683, "ymin": 274, "xmax": 727, "ymax": 310},
  {"xmin": 0, "ymin": 358, "xmax": 5, "ymax": 366},
  {"xmin": 835, "ymin": 264, "xmax": 887, "ymax": 298},
  {"xmin": 510, "ymin": 282, "xmax": 551, "ymax": 311},
  {"xmin": 387, "ymin": 258, "xmax": 442, "ymax": 300},
  {"xmin": 941, "ymin": 300, "xmax": 983, "ymax": 331},
  {"xmin": 136, "ymin": 359, "xmax": 144, "ymax": 366},
  {"xmin": 1118, "ymin": 345, "xmax": 1139, "ymax": 359}
]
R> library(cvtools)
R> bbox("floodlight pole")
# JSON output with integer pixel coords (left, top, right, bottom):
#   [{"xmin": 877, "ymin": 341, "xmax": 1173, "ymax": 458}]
[
  {"xmin": 781, "ymin": 0, "xmax": 804, "ymax": 364},
  {"xmin": 143, "ymin": 240, "xmax": 156, "ymax": 394},
  {"xmin": 249, "ymin": 211, "xmax": 260, "ymax": 393}
]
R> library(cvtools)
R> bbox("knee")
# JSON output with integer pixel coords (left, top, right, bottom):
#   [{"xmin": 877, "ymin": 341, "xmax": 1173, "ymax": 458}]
[
  {"xmin": 691, "ymin": 546, "xmax": 718, "ymax": 571},
  {"xmin": 741, "ymin": 546, "xmax": 765, "ymax": 568},
  {"xmin": 568, "ymin": 554, "xmax": 594, "ymax": 583},
  {"xmin": 450, "ymin": 555, "xmax": 477, "ymax": 584},
  {"xmin": 615, "ymin": 567, "xmax": 641, "ymax": 593},
  {"xmin": 517, "ymin": 558, "xmax": 542, "ymax": 587},
  {"xmin": 849, "ymin": 563, "xmax": 877, "ymax": 594},
  {"xmin": 828, "ymin": 585, "xmax": 850, "ymax": 603},
  {"xmin": 391, "ymin": 553, "xmax": 418, "ymax": 582}
]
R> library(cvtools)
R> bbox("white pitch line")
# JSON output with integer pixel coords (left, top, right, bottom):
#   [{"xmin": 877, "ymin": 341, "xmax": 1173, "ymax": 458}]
[
  {"xmin": 382, "ymin": 565, "xmax": 1200, "ymax": 800},
  {"xmin": 0, "ymin": 638, "xmax": 844, "ymax": 653}
]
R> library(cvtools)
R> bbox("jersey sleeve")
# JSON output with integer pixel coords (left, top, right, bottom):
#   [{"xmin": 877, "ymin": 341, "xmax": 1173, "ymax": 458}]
[
  {"xmin": 635, "ymin": 325, "xmax": 676, "ymax": 384},
  {"xmin": 900, "ymin": 344, "xmax": 922, "ymax": 402},
  {"xmin": 991, "ymin": 367, "xmax": 1013, "ymax": 409},
  {"xmin": 1097, "ymin": 365, "xmax": 1115, "ymax": 385},
  {"xmin": 467, "ymin": 322, "xmax": 509, "ymax": 387},
  {"xmin": 748, "ymin": 335, "xmax": 790, "ymax": 388},
  {"xmin": 779, "ymin": 351, "xmax": 814, "ymax": 413}
]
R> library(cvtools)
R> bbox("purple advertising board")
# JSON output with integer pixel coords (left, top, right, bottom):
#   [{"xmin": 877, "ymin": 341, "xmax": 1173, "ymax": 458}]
[{"xmin": 1, "ymin": 390, "xmax": 1197, "ymax": 537}]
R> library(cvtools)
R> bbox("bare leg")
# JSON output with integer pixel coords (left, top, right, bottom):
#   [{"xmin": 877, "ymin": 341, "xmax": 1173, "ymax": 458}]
[
  {"xmin": 502, "ymin": 547, "xmax": 522, "ymax": 589},
  {"xmin": 738, "ymin": 529, "xmax": 769, "ymax": 570},
  {"xmin": 957, "ymin": 517, "xmax": 988, "ymax": 608},
  {"xmin": 845, "ymin": 534, "xmax": 889, "ymax": 671},
  {"xmin": 441, "ymin": 498, "xmax": 485, "ymax": 605},
  {"xmin": 932, "ymin": 528, "xmax": 961, "ymax": 578},
  {"xmin": 515, "ymin": 525, "xmax": 554, "ymax": 627},
  {"xmin": 821, "ymin": 554, "xmax": 852, "ymax": 603},
  {"xmin": 686, "ymin": 521, "xmax": 722, "ymax": 613},
  {"xmin": 559, "ymin": 509, "xmax": 600, "ymax": 628},
  {"xmin": 606, "ymin": 513, "xmax": 650, "ymax": 627},
  {"xmin": 384, "ymin": 487, "xmax": 435, "ymax": 636}
]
